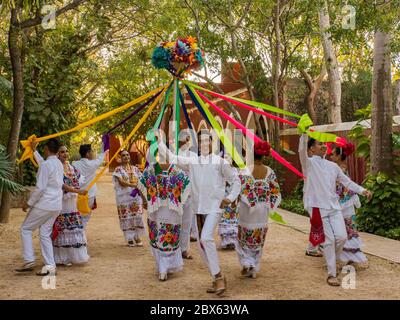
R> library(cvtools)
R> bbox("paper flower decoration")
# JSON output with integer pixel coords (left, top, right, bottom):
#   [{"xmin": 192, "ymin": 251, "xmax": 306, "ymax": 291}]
[{"xmin": 151, "ymin": 37, "xmax": 205, "ymax": 77}]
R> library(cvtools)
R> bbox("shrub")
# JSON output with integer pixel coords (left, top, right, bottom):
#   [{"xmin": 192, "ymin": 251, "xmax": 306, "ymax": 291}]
[{"xmin": 356, "ymin": 173, "xmax": 400, "ymax": 240}]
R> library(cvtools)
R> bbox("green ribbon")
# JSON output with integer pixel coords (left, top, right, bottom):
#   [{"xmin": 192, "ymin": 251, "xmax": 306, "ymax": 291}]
[
  {"xmin": 297, "ymin": 114, "xmax": 313, "ymax": 134},
  {"xmin": 146, "ymin": 84, "xmax": 172, "ymax": 173},
  {"xmin": 174, "ymin": 79, "xmax": 180, "ymax": 155},
  {"xmin": 186, "ymin": 84, "xmax": 246, "ymax": 169},
  {"xmin": 298, "ymin": 113, "xmax": 339, "ymax": 143}
]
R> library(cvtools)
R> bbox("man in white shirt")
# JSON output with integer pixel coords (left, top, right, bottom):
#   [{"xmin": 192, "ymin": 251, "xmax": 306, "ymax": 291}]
[
  {"xmin": 157, "ymin": 129, "xmax": 240, "ymax": 295},
  {"xmin": 299, "ymin": 134, "xmax": 372, "ymax": 286},
  {"xmin": 16, "ymin": 138, "xmax": 64, "ymax": 275},
  {"xmin": 72, "ymin": 144, "xmax": 108, "ymax": 228}
]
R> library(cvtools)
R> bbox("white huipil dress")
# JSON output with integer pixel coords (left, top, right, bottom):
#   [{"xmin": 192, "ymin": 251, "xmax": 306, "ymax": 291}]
[
  {"xmin": 218, "ymin": 181, "xmax": 239, "ymax": 249},
  {"xmin": 138, "ymin": 165, "xmax": 190, "ymax": 274},
  {"xmin": 337, "ymin": 171, "xmax": 368, "ymax": 264},
  {"xmin": 112, "ymin": 165, "xmax": 145, "ymax": 241},
  {"xmin": 236, "ymin": 167, "xmax": 281, "ymax": 272},
  {"xmin": 52, "ymin": 163, "xmax": 90, "ymax": 264}
]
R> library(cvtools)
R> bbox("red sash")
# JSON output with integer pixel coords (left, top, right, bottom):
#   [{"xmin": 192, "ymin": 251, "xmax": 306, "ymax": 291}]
[
  {"xmin": 51, "ymin": 223, "xmax": 59, "ymax": 241},
  {"xmin": 309, "ymin": 208, "xmax": 325, "ymax": 246}
]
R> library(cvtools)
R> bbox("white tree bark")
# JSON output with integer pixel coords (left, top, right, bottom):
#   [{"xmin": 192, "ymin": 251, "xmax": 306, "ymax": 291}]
[
  {"xmin": 318, "ymin": 0, "xmax": 342, "ymax": 123},
  {"xmin": 395, "ymin": 79, "xmax": 400, "ymax": 116},
  {"xmin": 371, "ymin": 30, "xmax": 393, "ymax": 175}
]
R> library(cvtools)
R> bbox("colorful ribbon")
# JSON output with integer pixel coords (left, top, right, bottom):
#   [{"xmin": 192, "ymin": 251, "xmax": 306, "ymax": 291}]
[
  {"xmin": 77, "ymin": 83, "xmax": 171, "ymax": 214},
  {"xmin": 186, "ymin": 85, "xmax": 245, "ymax": 169},
  {"xmin": 196, "ymin": 90, "xmax": 305, "ymax": 179},
  {"xmin": 19, "ymin": 84, "xmax": 167, "ymax": 166},
  {"xmin": 184, "ymin": 80, "xmax": 301, "ymax": 119}
]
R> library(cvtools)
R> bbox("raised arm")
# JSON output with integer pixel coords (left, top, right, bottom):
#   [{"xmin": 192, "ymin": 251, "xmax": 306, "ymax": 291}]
[
  {"xmin": 158, "ymin": 141, "xmax": 194, "ymax": 171},
  {"xmin": 298, "ymin": 134, "xmax": 310, "ymax": 173},
  {"xmin": 33, "ymin": 151, "xmax": 45, "ymax": 165},
  {"xmin": 90, "ymin": 150, "xmax": 108, "ymax": 169}
]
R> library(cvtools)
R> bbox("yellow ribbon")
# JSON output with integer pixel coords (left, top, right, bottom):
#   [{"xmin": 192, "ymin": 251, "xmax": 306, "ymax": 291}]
[
  {"xmin": 77, "ymin": 83, "xmax": 171, "ymax": 215},
  {"xmin": 18, "ymin": 85, "xmax": 167, "ymax": 166}
]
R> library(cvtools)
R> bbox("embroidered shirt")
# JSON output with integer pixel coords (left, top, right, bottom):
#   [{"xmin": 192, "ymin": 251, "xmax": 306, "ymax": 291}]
[
  {"xmin": 159, "ymin": 142, "xmax": 241, "ymax": 214},
  {"xmin": 138, "ymin": 165, "xmax": 190, "ymax": 216},
  {"xmin": 239, "ymin": 167, "xmax": 282, "ymax": 210}
]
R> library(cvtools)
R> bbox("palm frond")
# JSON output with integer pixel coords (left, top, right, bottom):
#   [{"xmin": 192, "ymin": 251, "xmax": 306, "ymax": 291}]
[{"xmin": 0, "ymin": 150, "xmax": 25, "ymax": 195}]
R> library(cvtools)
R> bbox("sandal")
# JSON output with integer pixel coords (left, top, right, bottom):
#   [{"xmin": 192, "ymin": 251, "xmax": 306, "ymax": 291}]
[
  {"xmin": 134, "ymin": 240, "xmax": 143, "ymax": 247},
  {"xmin": 36, "ymin": 268, "xmax": 56, "ymax": 277},
  {"xmin": 327, "ymin": 276, "xmax": 340, "ymax": 286},
  {"xmin": 206, "ymin": 281, "xmax": 216, "ymax": 293},
  {"xmin": 182, "ymin": 252, "xmax": 193, "ymax": 260},
  {"xmin": 159, "ymin": 273, "xmax": 167, "ymax": 281},
  {"xmin": 15, "ymin": 261, "xmax": 36, "ymax": 272},
  {"xmin": 127, "ymin": 240, "xmax": 136, "ymax": 247},
  {"xmin": 305, "ymin": 250, "xmax": 323, "ymax": 257},
  {"xmin": 214, "ymin": 276, "xmax": 227, "ymax": 296}
]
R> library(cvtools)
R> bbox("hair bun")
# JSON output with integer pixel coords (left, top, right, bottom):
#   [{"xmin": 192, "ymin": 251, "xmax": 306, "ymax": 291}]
[
  {"xmin": 342, "ymin": 142, "xmax": 355, "ymax": 156},
  {"xmin": 254, "ymin": 140, "xmax": 271, "ymax": 157}
]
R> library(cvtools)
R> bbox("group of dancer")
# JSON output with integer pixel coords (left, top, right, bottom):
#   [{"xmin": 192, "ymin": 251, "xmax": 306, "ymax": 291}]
[
  {"xmin": 16, "ymin": 139, "xmax": 106, "ymax": 275},
  {"xmin": 15, "ymin": 128, "xmax": 372, "ymax": 292}
]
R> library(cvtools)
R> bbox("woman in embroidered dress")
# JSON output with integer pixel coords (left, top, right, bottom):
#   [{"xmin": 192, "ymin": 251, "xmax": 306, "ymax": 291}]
[
  {"xmin": 236, "ymin": 141, "xmax": 281, "ymax": 278},
  {"xmin": 52, "ymin": 145, "xmax": 90, "ymax": 266},
  {"xmin": 330, "ymin": 143, "xmax": 368, "ymax": 268},
  {"xmin": 112, "ymin": 150, "xmax": 145, "ymax": 247},
  {"xmin": 218, "ymin": 179, "xmax": 239, "ymax": 250},
  {"xmin": 138, "ymin": 157, "xmax": 190, "ymax": 281}
]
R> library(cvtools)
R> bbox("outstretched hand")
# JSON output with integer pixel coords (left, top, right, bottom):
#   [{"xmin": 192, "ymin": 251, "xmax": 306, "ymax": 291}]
[
  {"xmin": 219, "ymin": 198, "xmax": 231, "ymax": 209},
  {"xmin": 362, "ymin": 190, "xmax": 373, "ymax": 200}
]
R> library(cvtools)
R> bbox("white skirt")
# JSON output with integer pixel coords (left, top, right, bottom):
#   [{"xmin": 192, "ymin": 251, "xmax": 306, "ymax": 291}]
[{"xmin": 54, "ymin": 246, "xmax": 90, "ymax": 265}]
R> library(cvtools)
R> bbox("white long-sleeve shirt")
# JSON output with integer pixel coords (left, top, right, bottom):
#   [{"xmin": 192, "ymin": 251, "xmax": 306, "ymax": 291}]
[
  {"xmin": 72, "ymin": 153, "xmax": 105, "ymax": 198},
  {"xmin": 159, "ymin": 142, "xmax": 241, "ymax": 214},
  {"xmin": 27, "ymin": 154, "xmax": 64, "ymax": 211},
  {"xmin": 298, "ymin": 134, "xmax": 365, "ymax": 214}
]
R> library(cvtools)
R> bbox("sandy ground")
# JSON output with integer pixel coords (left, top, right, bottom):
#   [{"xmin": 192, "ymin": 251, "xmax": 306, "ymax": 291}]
[{"xmin": 1, "ymin": 174, "xmax": 400, "ymax": 300}]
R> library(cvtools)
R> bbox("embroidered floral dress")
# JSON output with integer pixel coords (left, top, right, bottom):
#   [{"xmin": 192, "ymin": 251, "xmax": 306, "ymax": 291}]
[
  {"xmin": 52, "ymin": 162, "xmax": 89, "ymax": 265},
  {"xmin": 112, "ymin": 165, "xmax": 144, "ymax": 242},
  {"xmin": 218, "ymin": 181, "xmax": 239, "ymax": 249},
  {"xmin": 337, "ymin": 169, "xmax": 367, "ymax": 264},
  {"xmin": 236, "ymin": 167, "xmax": 281, "ymax": 272},
  {"xmin": 138, "ymin": 165, "xmax": 190, "ymax": 274}
]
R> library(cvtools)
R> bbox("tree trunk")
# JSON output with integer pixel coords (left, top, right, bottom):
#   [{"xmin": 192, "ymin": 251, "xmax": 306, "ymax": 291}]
[
  {"xmin": 318, "ymin": 0, "xmax": 342, "ymax": 123},
  {"xmin": 371, "ymin": 30, "xmax": 393, "ymax": 176},
  {"xmin": 0, "ymin": 7, "xmax": 24, "ymax": 223},
  {"xmin": 300, "ymin": 65, "xmax": 327, "ymax": 124},
  {"xmin": 395, "ymin": 79, "xmax": 400, "ymax": 116},
  {"xmin": 271, "ymin": 0, "xmax": 281, "ymax": 151}
]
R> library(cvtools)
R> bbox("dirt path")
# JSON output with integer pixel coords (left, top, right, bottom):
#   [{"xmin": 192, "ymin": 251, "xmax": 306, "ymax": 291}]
[{"xmin": 1, "ymin": 174, "xmax": 400, "ymax": 300}]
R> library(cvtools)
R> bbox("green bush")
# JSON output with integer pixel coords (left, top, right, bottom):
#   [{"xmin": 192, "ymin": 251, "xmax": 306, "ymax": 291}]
[
  {"xmin": 356, "ymin": 173, "xmax": 400, "ymax": 240},
  {"xmin": 280, "ymin": 198, "xmax": 308, "ymax": 217}
]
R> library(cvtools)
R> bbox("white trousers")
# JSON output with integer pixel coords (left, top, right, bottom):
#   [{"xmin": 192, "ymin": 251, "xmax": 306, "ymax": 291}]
[
  {"xmin": 20, "ymin": 207, "xmax": 60, "ymax": 269},
  {"xmin": 320, "ymin": 208, "xmax": 347, "ymax": 277},
  {"xmin": 190, "ymin": 214, "xmax": 198, "ymax": 239},
  {"xmin": 196, "ymin": 212, "xmax": 221, "ymax": 277},
  {"xmin": 180, "ymin": 201, "xmax": 193, "ymax": 253}
]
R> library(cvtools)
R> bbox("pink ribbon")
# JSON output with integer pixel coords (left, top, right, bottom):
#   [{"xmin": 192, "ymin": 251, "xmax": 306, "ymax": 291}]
[{"xmin": 196, "ymin": 90, "xmax": 305, "ymax": 179}]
